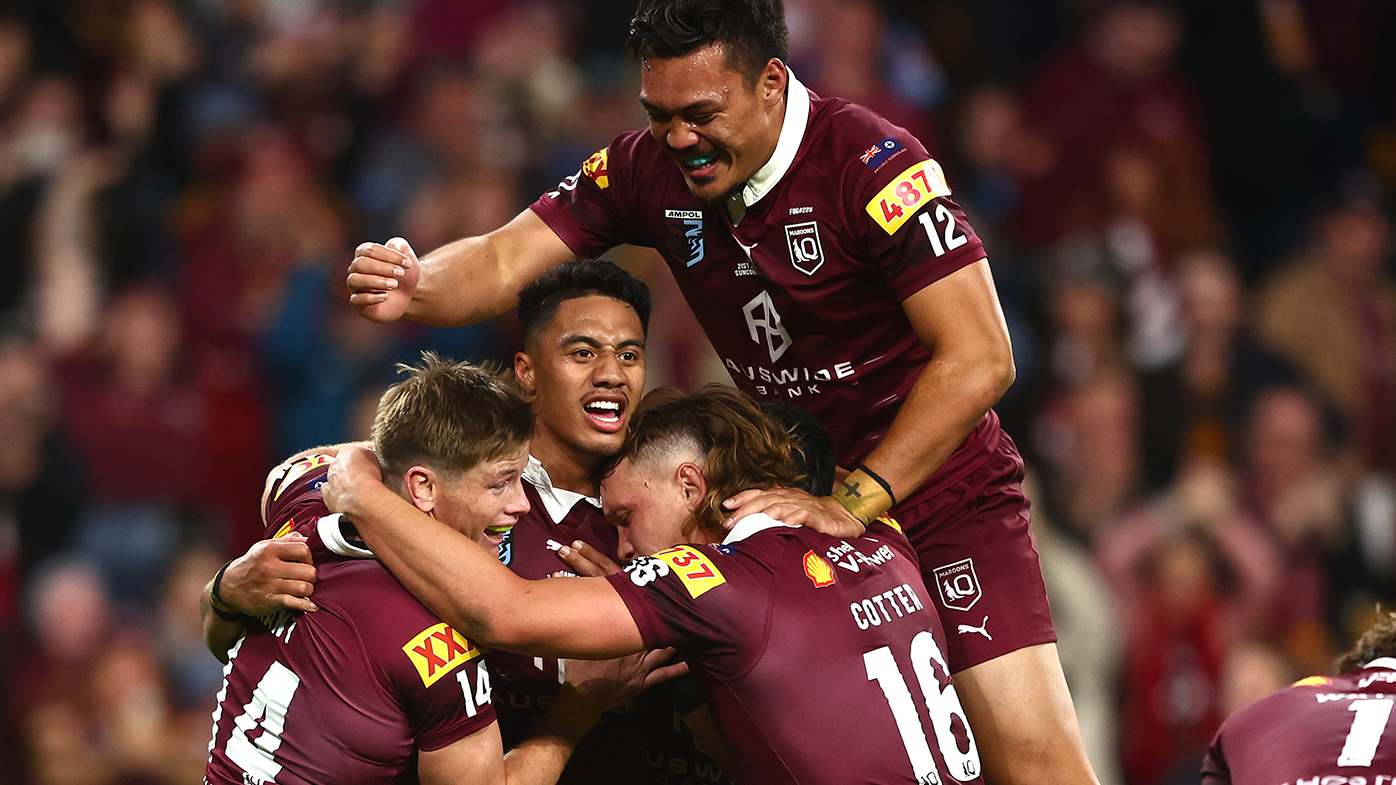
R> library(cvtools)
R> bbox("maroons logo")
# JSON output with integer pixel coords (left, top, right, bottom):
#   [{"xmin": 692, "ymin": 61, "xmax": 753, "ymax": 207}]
[
  {"xmin": 582, "ymin": 148, "xmax": 609, "ymax": 189},
  {"xmin": 664, "ymin": 209, "xmax": 705, "ymax": 267},
  {"xmin": 932, "ymin": 558, "xmax": 982, "ymax": 612}
]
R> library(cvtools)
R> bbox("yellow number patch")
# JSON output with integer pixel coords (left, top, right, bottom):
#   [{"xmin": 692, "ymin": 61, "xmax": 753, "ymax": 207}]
[
  {"xmin": 582, "ymin": 147, "xmax": 610, "ymax": 189},
  {"xmin": 403, "ymin": 623, "xmax": 483, "ymax": 687},
  {"xmin": 865, "ymin": 159, "xmax": 951, "ymax": 235},
  {"xmin": 653, "ymin": 545, "xmax": 726, "ymax": 598},
  {"xmin": 274, "ymin": 454, "xmax": 333, "ymax": 500}
]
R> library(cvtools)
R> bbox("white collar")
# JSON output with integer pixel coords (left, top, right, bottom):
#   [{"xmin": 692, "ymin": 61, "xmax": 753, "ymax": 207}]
[
  {"xmin": 523, "ymin": 455, "xmax": 601, "ymax": 526},
  {"xmin": 318, "ymin": 514, "xmax": 375, "ymax": 559},
  {"xmin": 722, "ymin": 512, "xmax": 799, "ymax": 544},
  {"xmin": 1367, "ymin": 657, "xmax": 1396, "ymax": 671},
  {"xmin": 726, "ymin": 67, "xmax": 811, "ymax": 224}
]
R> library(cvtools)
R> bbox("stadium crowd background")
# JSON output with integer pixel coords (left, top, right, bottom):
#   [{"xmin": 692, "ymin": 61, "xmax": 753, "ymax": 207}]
[{"xmin": 0, "ymin": 0, "xmax": 1393, "ymax": 782}]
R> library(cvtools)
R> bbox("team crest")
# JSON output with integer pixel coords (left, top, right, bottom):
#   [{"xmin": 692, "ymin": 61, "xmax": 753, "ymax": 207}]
[
  {"xmin": 784, "ymin": 221, "xmax": 824, "ymax": 276},
  {"xmin": 664, "ymin": 209, "xmax": 705, "ymax": 266},
  {"xmin": 403, "ymin": 623, "xmax": 482, "ymax": 687},
  {"xmin": 932, "ymin": 558, "xmax": 982, "ymax": 612}
]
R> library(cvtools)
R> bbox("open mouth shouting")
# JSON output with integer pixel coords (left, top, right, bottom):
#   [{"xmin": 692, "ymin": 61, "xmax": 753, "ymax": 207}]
[{"xmin": 582, "ymin": 396, "xmax": 627, "ymax": 433}]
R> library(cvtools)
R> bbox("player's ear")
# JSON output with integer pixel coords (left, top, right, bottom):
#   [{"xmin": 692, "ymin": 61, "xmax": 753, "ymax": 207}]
[
  {"xmin": 761, "ymin": 59, "xmax": 787, "ymax": 105},
  {"xmin": 514, "ymin": 352, "xmax": 537, "ymax": 397},
  {"xmin": 677, "ymin": 462, "xmax": 707, "ymax": 512},
  {"xmin": 402, "ymin": 466, "xmax": 438, "ymax": 516}
]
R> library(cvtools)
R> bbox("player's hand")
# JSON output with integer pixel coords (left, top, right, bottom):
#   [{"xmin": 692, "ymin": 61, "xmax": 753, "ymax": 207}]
[
  {"xmin": 348, "ymin": 237, "xmax": 419, "ymax": 323},
  {"xmin": 564, "ymin": 648, "xmax": 689, "ymax": 711},
  {"xmin": 722, "ymin": 487, "xmax": 866, "ymax": 538},
  {"xmin": 556, "ymin": 540, "xmax": 621, "ymax": 577},
  {"xmin": 323, "ymin": 444, "xmax": 384, "ymax": 516},
  {"xmin": 218, "ymin": 533, "xmax": 319, "ymax": 615}
]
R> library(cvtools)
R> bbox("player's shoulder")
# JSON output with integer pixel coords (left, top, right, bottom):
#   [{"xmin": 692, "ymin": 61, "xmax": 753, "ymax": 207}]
[
  {"xmin": 262, "ymin": 453, "xmax": 334, "ymax": 538},
  {"xmin": 325, "ymin": 563, "xmax": 488, "ymax": 686},
  {"xmin": 584, "ymin": 128, "xmax": 673, "ymax": 188}
]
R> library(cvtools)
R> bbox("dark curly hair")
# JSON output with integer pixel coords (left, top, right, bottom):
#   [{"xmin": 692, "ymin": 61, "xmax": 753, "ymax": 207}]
[
  {"xmin": 517, "ymin": 260, "xmax": 651, "ymax": 347},
  {"xmin": 628, "ymin": 0, "xmax": 789, "ymax": 87},
  {"xmin": 1338, "ymin": 608, "xmax": 1396, "ymax": 674}
]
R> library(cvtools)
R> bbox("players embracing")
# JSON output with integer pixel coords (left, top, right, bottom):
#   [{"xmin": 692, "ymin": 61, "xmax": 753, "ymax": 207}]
[{"xmin": 345, "ymin": 0, "xmax": 1095, "ymax": 782}]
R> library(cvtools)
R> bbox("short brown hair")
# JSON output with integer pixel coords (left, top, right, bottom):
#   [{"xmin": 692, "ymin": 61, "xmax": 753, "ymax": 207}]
[
  {"xmin": 613, "ymin": 384, "xmax": 801, "ymax": 538},
  {"xmin": 1339, "ymin": 608, "xmax": 1396, "ymax": 674},
  {"xmin": 372, "ymin": 352, "xmax": 533, "ymax": 480}
]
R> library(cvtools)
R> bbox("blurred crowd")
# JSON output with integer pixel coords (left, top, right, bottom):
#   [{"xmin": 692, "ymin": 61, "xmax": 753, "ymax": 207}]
[{"xmin": 0, "ymin": 0, "xmax": 1393, "ymax": 783}]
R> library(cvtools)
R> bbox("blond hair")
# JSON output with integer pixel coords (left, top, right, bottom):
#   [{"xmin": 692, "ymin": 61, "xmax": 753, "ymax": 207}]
[{"xmin": 372, "ymin": 352, "xmax": 532, "ymax": 480}]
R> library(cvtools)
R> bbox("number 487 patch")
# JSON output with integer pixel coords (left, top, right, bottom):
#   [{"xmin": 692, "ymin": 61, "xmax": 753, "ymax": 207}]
[{"xmin": 865, "ymin": 159, "xmax": 951, "ymax": 235}]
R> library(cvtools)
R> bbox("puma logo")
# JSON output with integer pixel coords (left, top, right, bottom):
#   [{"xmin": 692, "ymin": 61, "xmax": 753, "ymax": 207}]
[
  {"xmin": 957, "ymin": 616, "xmax": 991, "ymax": 640},
  {"xmin": 734, "ymin": 237, "xmax": 758, "ymax": 261}
]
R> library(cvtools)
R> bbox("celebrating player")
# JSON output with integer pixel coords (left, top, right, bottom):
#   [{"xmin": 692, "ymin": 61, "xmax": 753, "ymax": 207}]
[
  {"xmin": 1202, "ymin": 611, "xmax": 1396, "ymax": 783},
  {"xmin": 323, "ymin": 384, "xmax": 985, "ymax": 785},
  {"xmin": 204, "ymin": 356, "xmax": 645, "ymax": 785},
  {"xmin": 344, "ymin": 1, "xmax": 1092, "ymax": 781},
  {"xmin": 205, "ymin": 261, "xmax": 728, "ymax": 784}
]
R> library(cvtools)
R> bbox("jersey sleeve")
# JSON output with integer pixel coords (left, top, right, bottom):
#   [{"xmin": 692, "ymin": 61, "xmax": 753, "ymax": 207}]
[
  {"xmin": 528, "ymin": 132, "xmax": 647, "ymax": 258},
  {"xmin": 384, "ymin": 613, "xmax": 498, "ymax": 752},
  {"xmin": 604, "ymin": 545, "xmax": 759, "ymax": 675},
  {"xmin": 262, "ymin": 454, "xmax": 334, "ymax": 539},
  {"xmin": 1200, "ymin": 729, "xmax": 1231, "ymax": 785},
  {"xmin": 844, "ymin": 121, "xmax": 986, "ymax": 301}
]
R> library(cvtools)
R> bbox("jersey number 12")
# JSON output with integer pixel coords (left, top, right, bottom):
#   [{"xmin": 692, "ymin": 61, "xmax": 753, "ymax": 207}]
[{"xmin": 865, "ymin": 630, "xmax": 981, "ymax": 783}]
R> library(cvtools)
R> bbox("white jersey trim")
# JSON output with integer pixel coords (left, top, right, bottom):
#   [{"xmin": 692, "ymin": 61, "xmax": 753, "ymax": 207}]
[
  {"xmin": 523, "ymin": 455, "xmax": 602, "ymax": 526},
  {"xmin": 318, "ymin": 513, "xmax": 376, "ymax": 559},
  {"xmin": 728, "ymin": 66, "xmax": 811, "ymax": 223},
  {"xmin": 1367, "ymin": 657, "xmax": 1396, "ymax": 671},
  {"xmin": 723, "ymin": 512, "xmax": 799, "ymax": 544}
]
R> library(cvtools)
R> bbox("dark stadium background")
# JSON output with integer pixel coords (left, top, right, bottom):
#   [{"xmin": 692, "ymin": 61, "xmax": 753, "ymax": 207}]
[{"xmin": 0, "ymin": 0, "xmax": 1393, "ymax": 782}]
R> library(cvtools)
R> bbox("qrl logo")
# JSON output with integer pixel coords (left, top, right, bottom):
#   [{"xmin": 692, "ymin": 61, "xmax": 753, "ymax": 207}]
[{"xmin": 743, "ymin": 290, "xmax": 791, "ymax": 362}]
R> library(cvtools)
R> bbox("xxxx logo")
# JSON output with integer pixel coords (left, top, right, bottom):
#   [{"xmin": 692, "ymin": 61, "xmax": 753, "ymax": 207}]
[{"xmin": 403, "ymin": 623, "xmax": 483, "ymax": 687}]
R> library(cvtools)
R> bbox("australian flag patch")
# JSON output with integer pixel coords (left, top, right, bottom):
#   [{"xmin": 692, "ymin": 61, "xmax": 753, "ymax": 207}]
[{"xmin": 859, "ymin": 137, "xmax": 905, "ymax": 172}]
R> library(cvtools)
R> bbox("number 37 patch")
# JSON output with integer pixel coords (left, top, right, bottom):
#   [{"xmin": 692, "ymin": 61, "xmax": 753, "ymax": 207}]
[{"xmin": 865, "ymin": 159, "xmax": 952, "ymax": 235}]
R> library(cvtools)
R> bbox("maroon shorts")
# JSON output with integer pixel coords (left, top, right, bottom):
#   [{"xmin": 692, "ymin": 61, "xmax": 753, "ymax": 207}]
[{"xmin": 896, "ymin": 429, "xmax": 1056, "ymax": 673}]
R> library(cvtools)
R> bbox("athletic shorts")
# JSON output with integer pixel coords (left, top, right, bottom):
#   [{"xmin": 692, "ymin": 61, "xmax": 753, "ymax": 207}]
[{"xmin": 897, "ymin": 429, "xmax": 1056, "ymax": 673}]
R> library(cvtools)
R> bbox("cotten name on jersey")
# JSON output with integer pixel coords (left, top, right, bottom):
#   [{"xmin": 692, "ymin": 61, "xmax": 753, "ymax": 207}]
[{"xmin": 850, "ymin": 583, "xmax": 926, "ymax": 631}]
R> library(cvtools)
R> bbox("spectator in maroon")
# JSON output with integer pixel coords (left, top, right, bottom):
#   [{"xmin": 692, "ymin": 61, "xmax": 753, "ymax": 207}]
[{"xmin": 1018, "ymin": 0, "xmax": 1214, "ymax": 257}]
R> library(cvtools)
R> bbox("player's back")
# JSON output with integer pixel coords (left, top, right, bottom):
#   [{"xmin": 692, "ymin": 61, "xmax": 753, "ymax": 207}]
[
  {"xmin": 609, "ymin": 515, "xmax": 982, "ymax": 785},
  {"xmin": 207, "ymin": 456, "xmax": 494, "ymax": 785},
  {"xmin": 1203, "ymin": 659, "xmax": 1396, "ymax": 785}
]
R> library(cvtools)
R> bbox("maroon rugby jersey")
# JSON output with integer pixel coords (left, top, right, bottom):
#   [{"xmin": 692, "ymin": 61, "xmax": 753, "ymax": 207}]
[
  {"xmin": 531, "ymin": 71, "xmax": 1000, "ymax": 505},
  {"xmin": 205, "ymin": 456, "xmax": 496, "ymax": 785},
  {"xmin": 490, "ymin": 457, "xmax": 646, "ymax": 784},
  {"xmin": 1203, "ymin": 659, "xmax": 1396, "ymax": 785},
  {"xmin": 605, "ymin": 514, "xmax": 985, "ymax": 785},
  {"xmin": 495, "ymin": 457, "xmax": 734, "ymax": 785}
]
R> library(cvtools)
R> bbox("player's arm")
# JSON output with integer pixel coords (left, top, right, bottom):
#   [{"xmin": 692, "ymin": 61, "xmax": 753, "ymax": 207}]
[
  {"xmin": 200, "ymin": 534, "xmax": 319, "ymax": 661},
  {"xmin": 347, "ymin": 210, "xmax": 578, "ymax": 327},
  {"xmin": 323, "ymin": 445, "xmax": 644, "ymax": 658},
  {"xmin": 722, "ymin": 259, "xmax": 1012, "ymax": 532},
  {"xmin": 417, "ymin": 682, "xmax": 609, "ymax": 785},
  {"xmin": 858, "ymin": 258, "xmax": 1014, "ymax": 502}
]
